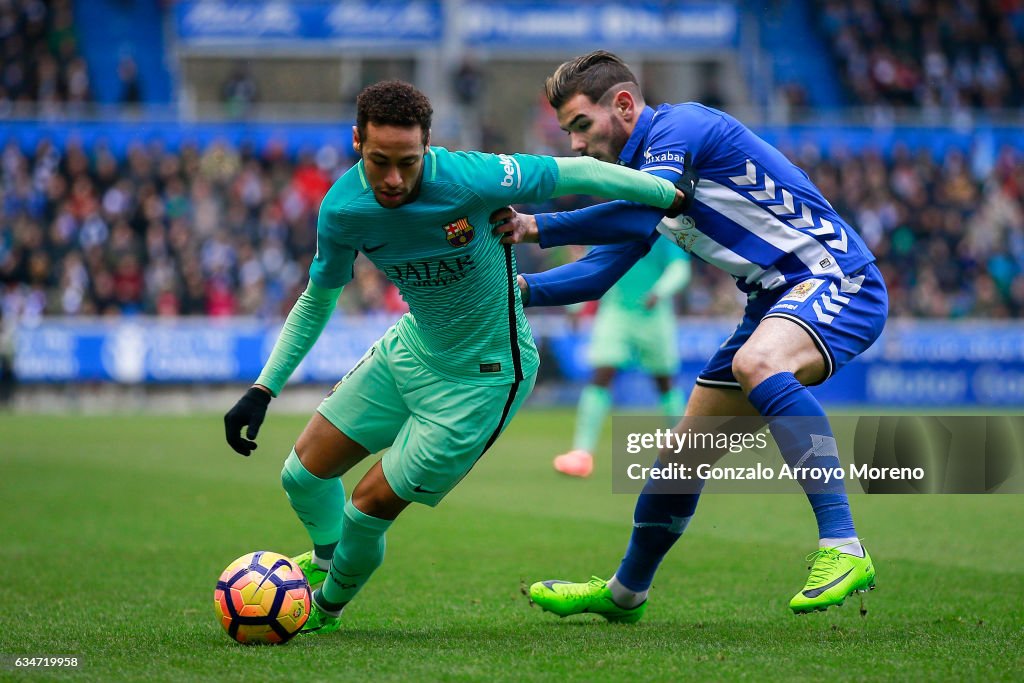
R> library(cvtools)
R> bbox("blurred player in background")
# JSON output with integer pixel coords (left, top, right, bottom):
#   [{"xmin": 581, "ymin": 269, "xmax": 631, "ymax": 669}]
[
  {"xmin": 495, "ymin": 51, "xmax": 886, "ymax": 619},
  {"xmin": 223, "ymin": 80, "xmax": 694, "ymax": 634},
  {"xmin": 554, "ymin": 234, "xmax": 690, "ymax": 478}
]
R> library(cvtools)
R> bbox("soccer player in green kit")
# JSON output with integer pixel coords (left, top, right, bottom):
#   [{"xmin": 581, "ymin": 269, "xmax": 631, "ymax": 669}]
[
  {"xmin": 223, "ymin": 81, "xmax": 694, "ymax": 634},
  {"xmin": 554, "ymin": 234, "xmax": 690, "ymax": 478}
]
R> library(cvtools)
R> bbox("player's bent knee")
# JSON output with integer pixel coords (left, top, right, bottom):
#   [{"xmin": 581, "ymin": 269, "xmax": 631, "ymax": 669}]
[
  {"xmin": 351, "ymin": 465, "xmax": 410, "ymax": 521},
  {"xmin": 351, "ymin": 488, "xmax": 408, "ymax": 521},
  {"xmin": 294, "ymin": 413, "xmax": 371, "ymax": 479},
  {"xmin": 731, "ymin": 346, "xmax": 781, "ymax": 390}
]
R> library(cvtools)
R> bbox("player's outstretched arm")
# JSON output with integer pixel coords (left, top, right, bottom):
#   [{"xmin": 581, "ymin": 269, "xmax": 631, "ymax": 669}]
[
  {"xmin": 551, "ymin": 156, "xmax": 691, "ymax": 211},
  {"xmin": 478, "ymin": 151, "xmax": 695, "ymax": 247},
  {"xmin": 505, "ymin": 153, "xmax": 698, "ymax": 249},
  {"xmin": 223, "ymin": 280, "xmax": 342, "ymax": 456},
  {"xmin": 539, "ymin": 200, "xmax": 668, "ymax": 247},
  {"xmin": 521, "ymin": 236, "xmax": 656, "ymax": 307},
  {"xmin": 491, "ymin": 203, "xmax": 664, "ymax": 248}
]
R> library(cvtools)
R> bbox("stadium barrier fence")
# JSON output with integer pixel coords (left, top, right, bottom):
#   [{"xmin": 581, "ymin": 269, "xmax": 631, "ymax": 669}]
[{"xmin": 12, "ymin": 316, "xmax": 1024, "ymax": 407}]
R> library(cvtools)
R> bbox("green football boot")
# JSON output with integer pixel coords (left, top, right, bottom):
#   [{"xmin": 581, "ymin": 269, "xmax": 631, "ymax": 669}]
[
  {"xmin": 291, "ymin": 551, "xmax": 328, "ymax": 589},
  {"xmin": 528, "ymin": 577, "xmax": 647, "ymax": 624},
  {"xmin": 790, "ymin": 545, "xmax": 876, "ymax": 614},
  {"xmin": 300, "ymin": 594, "xmax": 343, "ymax": 635}
]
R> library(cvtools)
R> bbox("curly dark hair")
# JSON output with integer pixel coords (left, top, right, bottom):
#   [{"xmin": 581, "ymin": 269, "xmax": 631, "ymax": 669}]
[
  {"xmin": 356, "ymin": 80, "xmax": 433, "ymax": 144},
  {"xmin": 545, "ymin": 50, "xmax": 641, "ymax": 110}
]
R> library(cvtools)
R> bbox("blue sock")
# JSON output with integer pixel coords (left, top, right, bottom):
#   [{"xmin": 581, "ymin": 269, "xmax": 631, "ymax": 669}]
[
  {"xmin": 615, "ymin": 462, "xmax": 703, "ymax": 592},
  {"xmin": 747, "ymin": 372, "xmax": 856, "ymax": 540}
]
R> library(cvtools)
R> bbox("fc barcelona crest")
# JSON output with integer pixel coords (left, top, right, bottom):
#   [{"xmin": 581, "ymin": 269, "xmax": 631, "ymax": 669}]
[{"xmin": 444, "ymin": 217, "xmax": 475, "ymax": 248}]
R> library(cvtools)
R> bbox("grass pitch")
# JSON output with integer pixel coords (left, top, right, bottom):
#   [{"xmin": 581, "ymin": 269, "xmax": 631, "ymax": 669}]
[{"xmin": 2, "ymin": 411, "xmax": 1023, "ymax": 681}]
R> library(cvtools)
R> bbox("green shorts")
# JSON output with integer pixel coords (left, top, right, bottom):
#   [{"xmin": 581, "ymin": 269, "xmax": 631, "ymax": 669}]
[
  {"xmin": 317, "ymin": 325, "xmax": 536, "ymax": 507},
  {"xmin": 586, "ymin": 305, "xmax": 679, "ymax": 375}
]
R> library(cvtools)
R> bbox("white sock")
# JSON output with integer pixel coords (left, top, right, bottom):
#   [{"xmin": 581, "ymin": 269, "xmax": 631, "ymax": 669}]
[
  {"xmin": 607, "ymin": 575, "xmax": 648, "ymax": 609},
  {"xmin": 313, "ymin": 551, "xmax": 331, "ymax": 571},
  {"xmin": 820, "ymin": 537, "xmax": 863, "ymax": 557},
  {"xmin": 312, "ymin": 589, "xmax": 345, "ymax": 617}
]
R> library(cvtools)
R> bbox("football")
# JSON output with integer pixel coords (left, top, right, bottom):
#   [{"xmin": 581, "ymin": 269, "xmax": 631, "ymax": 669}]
[{"xmin": 213, "ymin": 551, "xmax": 311, "ymax": 644}]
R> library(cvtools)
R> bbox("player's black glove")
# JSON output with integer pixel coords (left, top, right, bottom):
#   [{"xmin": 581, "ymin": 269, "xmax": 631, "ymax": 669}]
[
  {"xmin": 224, "ymin": 386, "xmax": 272, "ymax": 456},
  {"xmin": 664, "ymin": 152, "xmax": 698, "ymax": 218}
]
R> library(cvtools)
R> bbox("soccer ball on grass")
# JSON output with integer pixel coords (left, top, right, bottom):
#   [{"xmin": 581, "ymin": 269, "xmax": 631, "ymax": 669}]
[{"xmin": 213, "ymin": 551, "xmax": 310, "ymax": 644}]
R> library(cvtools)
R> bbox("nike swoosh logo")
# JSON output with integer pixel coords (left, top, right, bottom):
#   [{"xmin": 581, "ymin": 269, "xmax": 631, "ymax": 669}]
[
  {"xmin": 802, "ymin": 568, "xmax": 854, "ymax": 598},
  {"xmin": 363, "ymin": 243, "xmax": 388, "ymax": 253},
  {"xmin": 412, "ymin": 484, "xmax": 441, "ymax": 494},
  {"xmin": 256, "ymin": 557, "xmax": 293, "ymax": 590}
]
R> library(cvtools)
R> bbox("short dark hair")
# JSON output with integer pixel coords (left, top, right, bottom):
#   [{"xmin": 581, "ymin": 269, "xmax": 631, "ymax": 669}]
[
  {"xmin": 356, "ymin": 80, "xmax": 433, "ymax": 144},
  {"xmin": 545, "ymin": 50, "xmax": 641, "ymax": 110}
]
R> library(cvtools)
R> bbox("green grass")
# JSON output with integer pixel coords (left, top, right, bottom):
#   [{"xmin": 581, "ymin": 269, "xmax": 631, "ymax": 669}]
[{"xmin": 2, "ymin": 411, "xmax": 1023, "ymax": 681}]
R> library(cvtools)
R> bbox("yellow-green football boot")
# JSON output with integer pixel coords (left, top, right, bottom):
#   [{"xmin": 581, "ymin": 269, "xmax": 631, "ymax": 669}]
[
  {"xmin": 790, "ymin": 545, "xmax": 876, "ymax": 614},
  {"xmin": 528, "ymin": 577, "xmax": 647, "ymax": 623},
  {"xmin": 291, "ymin": 551, "xmax": 328, "ymax": 589},
  {"xmin": 300, "ymin": 592, "xmax": 343, "ymax": 635}
]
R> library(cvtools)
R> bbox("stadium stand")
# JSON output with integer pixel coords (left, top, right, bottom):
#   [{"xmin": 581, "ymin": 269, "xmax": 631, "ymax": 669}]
[
  {"xmin": 0, "ymin": 0, "xmax": 90, "ymax": 113},
  {"xmin": 0, "ymin": 0, "xmax": 1021, "ymax": 410},
  {"xmin": 1, "ymin": 0, "xmax": 1022, "ymax": 322},
  {"xmin": 2, "ymin": 136, "xmax": 1023, "ymax": 321},
  {"xmin": 815, "ymin": 0, "xmax": 1024, "ymax": 111}
]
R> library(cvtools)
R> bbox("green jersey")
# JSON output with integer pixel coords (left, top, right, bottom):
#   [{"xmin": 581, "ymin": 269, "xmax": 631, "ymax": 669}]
[
  {"xmin": 256, "ymin": 147, "xmax": 679, "ymax": 394},
  {"xmin": 310, "ymin": 148, "xmax": 547, "ymax": 385}
]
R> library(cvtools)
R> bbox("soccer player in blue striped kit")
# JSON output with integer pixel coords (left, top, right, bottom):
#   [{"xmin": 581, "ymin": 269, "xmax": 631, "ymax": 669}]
[{"xmin": 494, "ymin": 51, "xmax": 888, "ymax": 618}]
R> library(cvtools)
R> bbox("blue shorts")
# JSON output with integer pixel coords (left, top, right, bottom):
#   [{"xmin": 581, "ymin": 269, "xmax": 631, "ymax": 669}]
[{"xmin": 697, "ymin": 263, "xmax": 888, "ymax": 389}]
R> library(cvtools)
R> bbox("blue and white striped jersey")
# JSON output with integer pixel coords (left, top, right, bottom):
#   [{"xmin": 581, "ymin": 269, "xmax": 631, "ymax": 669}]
[{"xmin": 535, "ymin": 104, "xmax": 875, "ymax": 295}]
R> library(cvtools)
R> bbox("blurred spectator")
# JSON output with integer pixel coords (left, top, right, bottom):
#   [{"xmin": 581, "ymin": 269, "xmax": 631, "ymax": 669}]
[
  {"xmin": 696, "ymin": 61, "xmax": 726, "ymax": 110},
  {"xmin": 0, "ymin": 304, "xmax": 15, "ymax": 406},
  {"xmin": 117, "ymin": 54, "xmax": 141, "ymax": 105},
  {"xmin": 221, "ymin": 63, "xmax": 258, "ymax": 118},
  {"xmin": 451, "ymin": 57, "xmax": 483, "ymax": 108},
  {"xmin": 779, "ymin": 83, "xmax": 809, "ymax": 110},
  {"xmin": 0, "ymin": 0, "xmax": 91, "ymax": 112},
  {"xmin": 451, "ymin": 56, "xmax": 485, "ymax": 150}
]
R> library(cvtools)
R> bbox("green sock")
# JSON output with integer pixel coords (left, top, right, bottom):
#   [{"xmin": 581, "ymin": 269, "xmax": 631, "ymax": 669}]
[
  {"xmin": 280, "ymin": 449, "xmax": 344, "ymax": 555},
  {"xmin": 314, "ymin": 543, "xmax": 337, "ymax": 562},
  {"xmin": 320, "ymin": 499, "xmax": 392, "ymax": 609},
  {"xmin": 573, "ymin": 385, "xmax": 612, "ymax": 453},
  {"xmin": 659, "ymin": 387, "xmax": 686, "ymax": 423}
]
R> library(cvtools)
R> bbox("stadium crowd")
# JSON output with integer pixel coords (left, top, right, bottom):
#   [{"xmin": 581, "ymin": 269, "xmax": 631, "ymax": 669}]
[
  {"xmin": 0, "ymin": 0, "xmax": 90, "ymax": 113},
  {"xmin": 2, "ymin": 1, "xmax": 1024, "ymax": 323},
  {"xmin": 2, "ymin": 136, "xmax": 1023, "ymax": 322},
  {"xmin": 816, "ymin": 0, "xmax": 1024, "ymax": 112}
]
